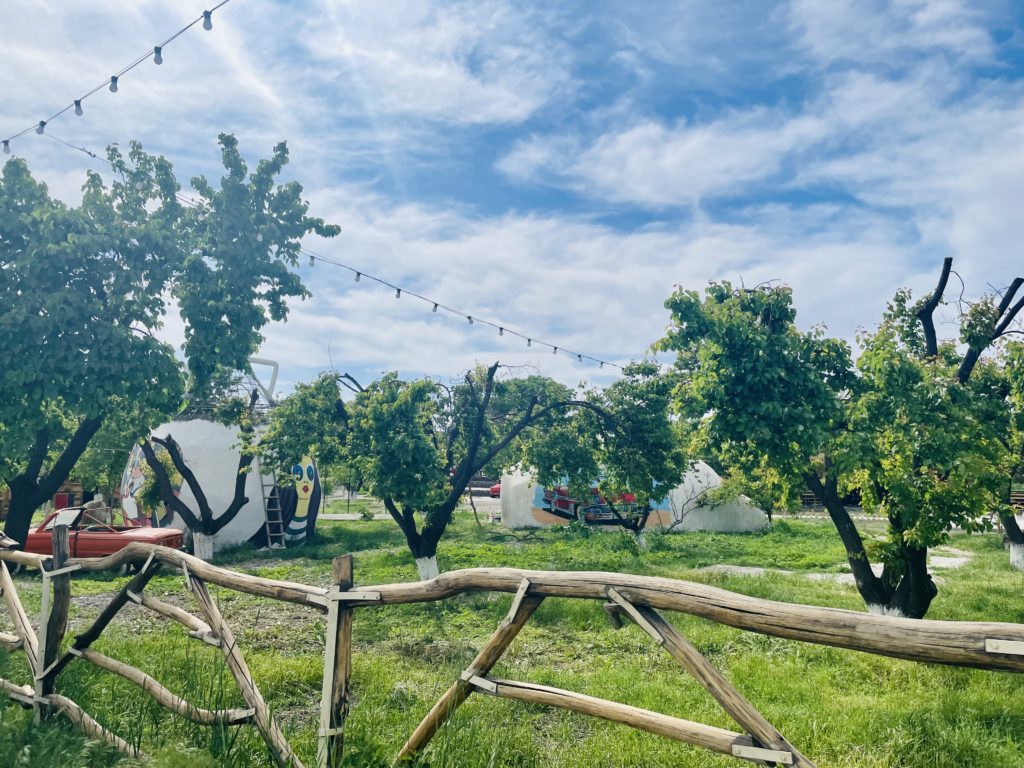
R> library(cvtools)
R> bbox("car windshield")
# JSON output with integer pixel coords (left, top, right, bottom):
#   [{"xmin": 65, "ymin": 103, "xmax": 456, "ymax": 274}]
[{"xmin": 44, "ymin": 508, "xmax": 83, "ymax": 530}]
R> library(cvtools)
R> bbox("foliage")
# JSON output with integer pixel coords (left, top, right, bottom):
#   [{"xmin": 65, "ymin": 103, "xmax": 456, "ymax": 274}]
[
  {"xmin": 0, "ymin": 135, "xmax": 337, "ymax": 544},
  {"xmin": 175, "ymin": 135, "xmax": 339, "ymax": 396},
  {"xmin": 137, "ymin": 447, "xmax": 182, "ymax": 515},
  {"xmin": 325, "ymin": 362, "xmax": 686, "ymax": 567},
  {"xmin": 655, "ymin": 264, "xmax": 1022, "ymax": 617}
]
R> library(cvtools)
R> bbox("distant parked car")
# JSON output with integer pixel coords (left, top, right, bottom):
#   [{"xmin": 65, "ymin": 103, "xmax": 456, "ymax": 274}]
[
  {"xmin": 489, "ymin": 483, "xmax": 501, "ymax": 498},
  {"xmin": 25, "ymin": 506, "xmax": 184, "ymax": 561}
]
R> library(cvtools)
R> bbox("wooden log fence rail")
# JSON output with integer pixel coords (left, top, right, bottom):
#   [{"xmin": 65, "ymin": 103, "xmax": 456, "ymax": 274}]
[{"xmin": 3, "ymin": 542, "xmax": 1024, "ymax": 767}]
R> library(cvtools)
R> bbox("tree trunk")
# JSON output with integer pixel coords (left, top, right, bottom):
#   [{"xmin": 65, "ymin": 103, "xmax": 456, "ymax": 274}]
[
  {"xmin": 193, "ymin": 532, "xmax": 215, "ymax": 561},
  {"xmin": 883, "ymin": 543, "xmax": 937, "ymax": 619},
  {"xmin": 805, "ymin": 472, "xmax": 891, "ymax": 609},
  {"xmin": 1000, "ymin": 511, "xmax": 1024, "ymax": 572},
  {"xmin": 3, "ymin": 489, "xmax": 42, "ymax": 550},
  {"xmin": 3, "ymin": 417, "xmax": 103, "ymax": 546}
]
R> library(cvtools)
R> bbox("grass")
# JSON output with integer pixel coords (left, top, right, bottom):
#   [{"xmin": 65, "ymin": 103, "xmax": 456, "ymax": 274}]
[{"xmin": 3, "ymin": 512, "xmax": 1024, "ymax": 766}]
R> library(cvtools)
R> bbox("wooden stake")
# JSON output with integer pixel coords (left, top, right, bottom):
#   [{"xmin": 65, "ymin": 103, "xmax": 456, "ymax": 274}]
[
  {"xmin": 318, "ymin": 554, "xmax": 354, "ymax": 768},
  {"xmin": 634, "ymin": 604, "xmax": 813, "ymax": 768},
  {"xmin": 394, "ymin": 581, "xmax": 542, "ymax": 765},
  {"xmin": 0, "ymin": 560, "xmax": 39, "ymax": 674},
  {"xmin": 188, "ymin": 574, "xmax": 304, "ymax": 768},
  {"xmin": 40, "ymin": 525, "xmax": 72, "ymax": 699},
  {"xmin": 48, "ymin": 557, "xmax": 162, "ymax": 681}
]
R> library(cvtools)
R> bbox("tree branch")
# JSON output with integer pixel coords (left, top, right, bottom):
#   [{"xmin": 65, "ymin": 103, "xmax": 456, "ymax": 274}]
[
  {"xmin": 139, "ymin": 439, "xmax": 201, "ymax": 530},
  {"xmin": 958, "ymin": 277, "xmax": 1024, "ymax": 384},
  {"xmin": 152, "ymin": 434, "xmax": 213, "ymax": 530},
  {"xmin": 24, "ymin": 427, "xmax": 50, "ymax": 484},
  {"xmin": 916, "ymin": 256, "xmax": 953, "ymax": 358}
]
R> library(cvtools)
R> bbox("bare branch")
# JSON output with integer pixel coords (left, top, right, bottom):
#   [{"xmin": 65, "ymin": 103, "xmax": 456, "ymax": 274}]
[{"xmin": 916, "ymin": 257, "xmax": 953, "ymax": 358}]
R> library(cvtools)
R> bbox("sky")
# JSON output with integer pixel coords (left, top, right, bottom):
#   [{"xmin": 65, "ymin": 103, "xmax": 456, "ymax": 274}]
[{"xmin": 3, "ymin": 0, "xmax": 1024, "ymax": 395}]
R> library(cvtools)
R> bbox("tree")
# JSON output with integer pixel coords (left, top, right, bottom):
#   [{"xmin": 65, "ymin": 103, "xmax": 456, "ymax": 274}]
[
  {"xmin": 0, "ymin": 147, "xmax": 185, "ymax": 545},
  {"xmin": 656, "ymin": 259, "xmax": 1023, "ymax": 618},
  {"xmin": 337, "ymin": 361, "xmax": 685, "ymax": 579},
  {"xmin": 0, "ymin": 135, "xmax": 338, "ymax": 545},
  {"xmin": 998, "ymin": 342, "xmax": 1024, "ymax": 569}
]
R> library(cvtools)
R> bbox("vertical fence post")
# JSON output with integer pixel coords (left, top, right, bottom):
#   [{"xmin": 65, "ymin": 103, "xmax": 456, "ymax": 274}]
[
  {"xmin": 318, "ymin": 554, "xmax": 353, "ymax": 768},
  {"xmin": 35, "ymin": 524, "xmax": 70, "ymax": 719}
]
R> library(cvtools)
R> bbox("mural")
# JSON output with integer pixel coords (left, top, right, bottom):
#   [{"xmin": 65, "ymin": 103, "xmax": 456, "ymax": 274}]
[
  {"xmin": 121, "ymin": 421, "xmax": 322, "ymax": 552},
  {"xmin": 283, "ymin": 456, "xmax": 321, "ymax": 543}
]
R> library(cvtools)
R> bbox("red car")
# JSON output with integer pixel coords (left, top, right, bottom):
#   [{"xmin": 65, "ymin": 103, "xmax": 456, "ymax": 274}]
[
  {"xmin": 489, "ymin": 483, "xmax": 501, "ymax": 498},
  {"xmin": 25, "ymin": 506, "xmax": 184, "ymax": 560}
]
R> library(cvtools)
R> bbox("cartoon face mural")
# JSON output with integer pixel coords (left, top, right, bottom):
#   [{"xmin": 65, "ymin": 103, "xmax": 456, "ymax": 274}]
[{"xmin": 284, "ymin": 455, "xmax": 320, "ymax": 543}]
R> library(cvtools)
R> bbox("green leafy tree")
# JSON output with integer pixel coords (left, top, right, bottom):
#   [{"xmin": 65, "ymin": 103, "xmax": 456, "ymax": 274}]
[
  {"xmin": 1, "ymin": 135, "xmax": 338, "ymax": 546},
  {"xmin": 0, "ymin": 148, "xmax": 185, "ymax": 544},
  {"xmin": 656, "ymin": 259, "xmax": 1023, "ymax": 618},
  {"xmin": 998, "ymin": 342, "xmax": 1024, "ymax": 568},
  {"xmin": 336, "ymin": 362, "xmax": 685, "ymax": 578}
]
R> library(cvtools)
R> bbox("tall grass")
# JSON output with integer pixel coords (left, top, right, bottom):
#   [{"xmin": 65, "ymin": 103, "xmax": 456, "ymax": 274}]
[{"xmin": 2, "ymin": 515, "xmax": 1024, "ymax": 766}]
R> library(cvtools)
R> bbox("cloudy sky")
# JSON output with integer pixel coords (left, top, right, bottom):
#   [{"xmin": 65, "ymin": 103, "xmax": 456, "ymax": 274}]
[{"xmin": 3, "ymin": 0, "xmax": 1024, "ymax": 394}]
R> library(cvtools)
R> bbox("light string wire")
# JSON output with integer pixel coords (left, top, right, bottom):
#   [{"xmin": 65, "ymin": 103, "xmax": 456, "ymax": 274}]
[
  {"xmin": 2, "ymin": 0, "xmax": 233, "ymax": 151},
  {"xmin": 42, "ymin": 131, "xmax": 623, "ymax": 371}
]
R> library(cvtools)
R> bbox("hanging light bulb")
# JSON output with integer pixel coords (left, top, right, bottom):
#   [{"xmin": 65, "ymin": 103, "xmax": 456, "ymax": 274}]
[
  {"xmin": 153, "ymin": 46, "xmax": 163, "ymax": 65},
  {"xmin": 354, "ymin": 272, "xmax": 361, "ymax": 282},
  {"xmin": 395, "ymin": 288, "xmax": 401, "ymax": 298},
  {"xmin": 527, "ymin": 338, "xmax": 532, "ymax": 347},
  {"xmin": 203, "ymin": 10, "xmax": 213, "ymax": 30},
  {"xmin": 2, "ymin": 140, "xmax": 9, "ymax": 154},
  {"xmin": 498, "ymin": 327, "xmax": 504, "ymax": 336},
  {"xmin": 599, "ymin": 362, "xmax": 604, "ymax": 369},
  {"xmin": 432, "ymin": 303, "xmax": 438, "ymax": 313},
  {"xmin": 74, "ymin": 100, "xmax": 83, "ymax": 116},
  {"xmin": 35, "ymin": 121, "xmax": 45, "ymax": 135},
  {"xmin": 109, "ymin": 76, "xmax": 119, "ymax": 93},
  {"xmin": 553, "ymin": 346, "xmax": 558, "ymax": 354},
  {"xmin": 577, "ymin": 354, "xmax": 583, "ymax": 362},
  {"xmin": 467, "ymin": 316, "xmax": 473, "ymax": 325}
]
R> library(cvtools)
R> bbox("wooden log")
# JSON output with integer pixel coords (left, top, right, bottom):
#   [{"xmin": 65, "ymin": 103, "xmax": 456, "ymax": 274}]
[
  {"xmin": 45, "ymin": 546, "xmax": 1024, "ymax": 673},
  {"xmin": 129, "ymin": 591, "xmax": 220, "ymax": 645},
  {"xmin": 319, "ymin": 555, "xmax": 354, "ymax": 768},
  {"xmin": 0, "ymin": 631, "xmax": 23, "ymax": 651},
  {"xmin": 47, "ymin": 557, "xmax": 162, "ymax": 681},
  {"xmin": 394, "ymin": 586, "xmax": 543, "ymax": 764},
  {"xmin": 40, "ymin": 525, "xmax": 72, "ymax": 697},
  {"xmin": 634, "ymin": 603, "xmax": 813, "ymax": 767},
  {"xmin": 50, "ymin": 693, "xmax": 141, "ymax": 758},
  {"xmin": 348, "ymin": 567, "xmax": 1024, "ymax": 673},
  {"xmin": 79, "ymin": 649, "xmax": 254, "ymax": 725},
  {"xmin": 0, "ymin": 676, "xmax": 34, "ymax": 707},
  {"xmin": 0, "ymin": 560, "xmax": 39, "ymax": 674},
  {"xmin": 69, "ymin": 543, "xmax": 329, "ymax": 611},
  {"xmin": 483, "ymin": 677, "xmax": 760, "ymax": 758},
  {"xmin": 0, "ymin": 550, "xmax": 50, "ymax": 569},
  {"xmin": 188, "ymin": 574, "xmax": 304, "ymax": 768}
]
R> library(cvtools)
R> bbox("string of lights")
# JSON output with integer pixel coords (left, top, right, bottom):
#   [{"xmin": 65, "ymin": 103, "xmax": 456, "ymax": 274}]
[
  {"xmin": 43, "ymin": 131, "xmax": 625, "ymax": 371},
  {"xmin": 2, "ymin": 1, "xmax": 233, "ymax": 155}
]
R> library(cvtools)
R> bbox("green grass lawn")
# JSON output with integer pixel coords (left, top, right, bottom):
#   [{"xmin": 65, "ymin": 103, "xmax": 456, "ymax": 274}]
[{"xmin": 3, "ymin": 513, "xmax": 1024, "ymax": 767}]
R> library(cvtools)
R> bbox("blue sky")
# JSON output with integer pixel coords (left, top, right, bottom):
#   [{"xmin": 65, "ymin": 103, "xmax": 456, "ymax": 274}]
[{"xmin": 3, "ymin": 0, "xmax": 1024, "ymax": 394}]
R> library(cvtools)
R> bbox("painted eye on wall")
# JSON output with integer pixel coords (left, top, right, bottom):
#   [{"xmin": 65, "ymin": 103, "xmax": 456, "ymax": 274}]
[
  {"xmin": 292, "ymin": 464, "xmax": 303, "ymax": 479},
  {"xmin": 306, "ymin": 465, "xmax": 315, "ymax": 481}
]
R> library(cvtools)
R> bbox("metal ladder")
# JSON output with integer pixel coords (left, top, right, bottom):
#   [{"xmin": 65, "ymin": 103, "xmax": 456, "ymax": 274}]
[{"xmin": 257, "ymin": 464, "xmax": 287, "ymax": 550}]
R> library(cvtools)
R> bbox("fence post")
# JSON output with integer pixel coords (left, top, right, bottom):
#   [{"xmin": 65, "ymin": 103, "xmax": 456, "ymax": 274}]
[
  {"xmin": 35, "ymin": 524, "xmax": 71, "ymax": 719},
  {"xmin": 318, "ymin": 554, "xmax": 354, "ymax": 768}
]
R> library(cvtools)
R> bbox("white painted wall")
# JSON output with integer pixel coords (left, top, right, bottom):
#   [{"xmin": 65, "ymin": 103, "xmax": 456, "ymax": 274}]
[
  {"xmin": 501, "ymin": 461, "xmax": 768, "ymax": 533},
  {"xmin": 149, "ymin": 419, "xmax": 273, "ymax": 552}
]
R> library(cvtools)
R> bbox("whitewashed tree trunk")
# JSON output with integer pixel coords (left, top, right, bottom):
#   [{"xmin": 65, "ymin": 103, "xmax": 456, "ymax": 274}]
[
  {"xmin": 415, "ymin": 556, "xmax": 439, "ymax": 581},
  {"xmin": 1011, "ymin": 542, "xmax": 1024, "ymax": 573},
  {"xmin": 193, "ymin": 532, "xmax": 215, "ymax": 562}
]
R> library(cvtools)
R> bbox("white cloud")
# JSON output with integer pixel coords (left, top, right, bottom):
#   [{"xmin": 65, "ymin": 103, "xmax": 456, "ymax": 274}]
[{"xmin": 298, "ymin": 0, "xmax": 574, "ymax": 125}]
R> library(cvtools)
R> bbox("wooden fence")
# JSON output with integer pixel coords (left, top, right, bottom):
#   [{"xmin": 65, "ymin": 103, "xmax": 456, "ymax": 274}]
[{"xmin": 3, "ymin": 535, "xmax": 1024, "ymax": 767}]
